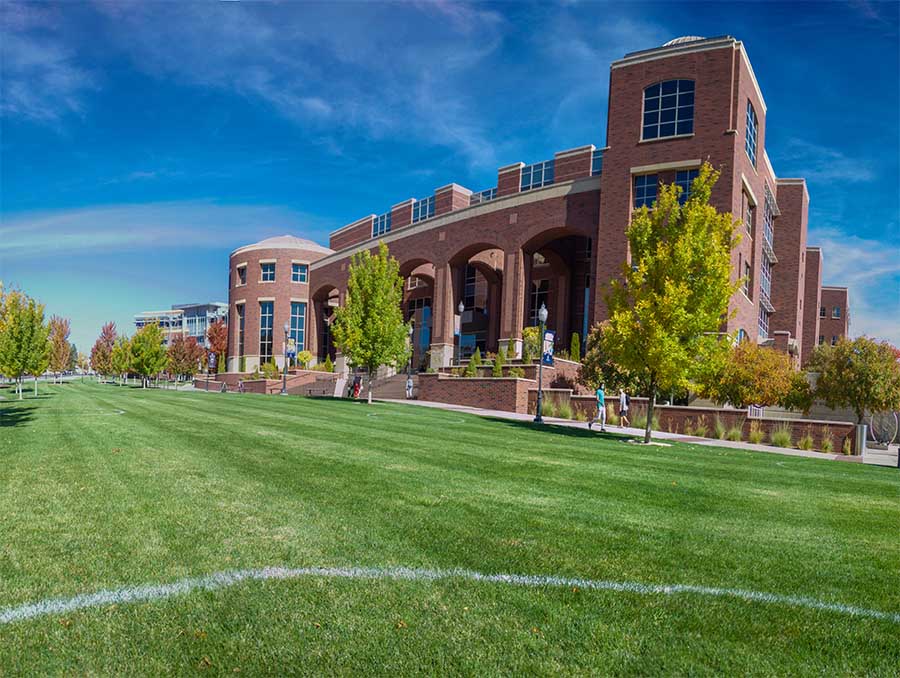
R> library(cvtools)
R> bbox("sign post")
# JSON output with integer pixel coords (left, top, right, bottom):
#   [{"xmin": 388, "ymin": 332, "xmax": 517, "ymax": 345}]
[{"xmin": 206, "ymin": 352, "xmax": 217, "ymax": 392}]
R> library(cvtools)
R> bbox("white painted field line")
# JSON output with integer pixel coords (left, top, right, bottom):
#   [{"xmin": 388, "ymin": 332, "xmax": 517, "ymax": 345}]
[{"xmin": 2, "ymin": 566, "xmax": 898, "ymax": 625}]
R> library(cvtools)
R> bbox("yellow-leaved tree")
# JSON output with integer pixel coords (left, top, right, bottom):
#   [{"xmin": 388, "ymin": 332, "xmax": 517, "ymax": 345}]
[{"xmin": 601, "ymin": 162, "xmax": 740, "ymax": 443}]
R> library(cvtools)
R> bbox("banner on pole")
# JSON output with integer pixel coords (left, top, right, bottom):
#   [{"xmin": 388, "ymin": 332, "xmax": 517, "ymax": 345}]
[{"xmin": 542, "ymin": 330, "xmax": 555, "ymax": 366}]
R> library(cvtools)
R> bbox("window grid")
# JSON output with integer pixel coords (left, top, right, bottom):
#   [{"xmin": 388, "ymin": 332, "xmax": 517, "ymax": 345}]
[
  {"xmin": 373, "ymin": 211, "xmax": 391, "ymax": 237},
  {"xmin": 820, "ymin": 306, "xmax": 826, "ymax": 318},
  {"xmin": 743, "ymin": 261, "xmax": 751, "ymax": 296},
  {"xmin": 642, "ymin": 79, "xmax": 694, "ymax": 140},
  {"xmin": 675, "ymin": 169, "xmax": 699, "ymax": 203},
  {"xmin": 833, "ymin": 306, "xmax": 841, "ymax": 319},
  {"xmin": 529, "ymin": 279, "xmax": 550, "ymax": 325},
  {"xmin": 520, "ymin": 160, "xmax": 555, "ymax": 191},
  {"xmin": 633, "ymin": 174, "xmax": 658, "ymax": 209},
  {"xmin": 758, "ymin": 308, "xmax": 770, "ymax": 340},
  {"xmin": 237, "ymin": 304, "xmax": 245, "ymax": 358},
  {"xmin": 469, "ymin": 188, "xmax": 497, "ymax": 205},
  {"xmin": 763, "ymin": 194, "xmax": 775, "ymax": 249},
  {"xmin": 290, "ymin": 302, "xmax": 306, "ymax": 353},
  {"xmin": 591, "ymin": 149, "xmax": 603, "ymax": 176},
  {"xmin": 412, "ymin": 196, "xmax": 435, "ymax": 224},
  {"xmin": 291, "ymin": 263, "xmax": 308, "ymax": 283},
  {"xmin": 760, "ymin": 257, "xmax": 772, "ymax": 301},
  {"xmin": 745, "ymin": 101, "xmax": 758, "ymax": 166},
  {"xmin": 259, "ymin": 301, "xmax": 273, "ymax": 364},
  {"xmin": 260, "ymin": 262, "xmax": 275, "ymax": 282}
]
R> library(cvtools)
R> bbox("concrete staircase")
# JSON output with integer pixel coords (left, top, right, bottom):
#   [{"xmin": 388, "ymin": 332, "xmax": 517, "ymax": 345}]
[{"xmin": 368, "ymin": 372, "xmax": 419, "ymax": 400}]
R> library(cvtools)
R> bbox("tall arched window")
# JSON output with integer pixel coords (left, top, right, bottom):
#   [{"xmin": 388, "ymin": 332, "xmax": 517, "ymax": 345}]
[
  {"xmin": 745, "ymin": 101, "xmax": 758, "ymax": 166},
  {"xmin": 642, "ymin": 79, "xmax": 694, "ymax": 140}
]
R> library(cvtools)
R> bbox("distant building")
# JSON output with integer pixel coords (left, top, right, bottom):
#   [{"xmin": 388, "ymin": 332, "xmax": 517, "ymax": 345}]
[{"xmin": 134, "ymin": 302, "xmax": 227, "ymax": 347}]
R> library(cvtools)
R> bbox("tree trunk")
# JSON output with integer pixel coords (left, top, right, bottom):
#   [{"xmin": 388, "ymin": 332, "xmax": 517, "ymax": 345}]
[
  {"xmin": 18, "ymin": 378, "xmax": 23, "ymax": 400},
  {"xmin": 644, "ymin": 377, "xmax": 657, "ymax": 444},
  {"xmin": 367, "ymin": 370, "xmax": 373, "ymax": 404},
  {"xmin": 33, "ymin": 376, "xmax": 38, "ymax": 397}
]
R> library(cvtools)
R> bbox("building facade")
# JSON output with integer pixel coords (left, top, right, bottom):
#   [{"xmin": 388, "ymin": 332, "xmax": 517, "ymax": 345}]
[
  {"xmin": 135, "ymin": 302, "xmax": 227, "ymax": 347},
  {"xmin": 226, "ymin": 35, "xmax": 850, "ymax": 373},
  {"xmin": 226, "ymin": 235, "xmax": 333, "ymax": 373}
]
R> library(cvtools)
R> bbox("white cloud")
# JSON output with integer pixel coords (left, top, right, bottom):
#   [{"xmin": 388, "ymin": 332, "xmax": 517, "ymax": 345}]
[
  {"xmin": 0, "ymin": 5, "xmax": 96, "ymax": 123},
  {"xmin": 776, "ymin": 139, "xmax": 874, "ymax": 183},
  {"xmin": 0, "ymin": 201, "xmax": 339, "ymax": 259},
  {"xmin": 809, "ymin": 226, "xmax": 900, "ymax": 344}
]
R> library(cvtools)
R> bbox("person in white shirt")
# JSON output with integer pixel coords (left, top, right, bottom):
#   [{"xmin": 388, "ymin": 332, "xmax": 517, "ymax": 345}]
[
  {"xmin": 406, "ymin": 375, "xmax": 414, "ymax": 399},
  {"xmin": 619, "ymin": 389, "xmax": 630, "ymax": 427}
]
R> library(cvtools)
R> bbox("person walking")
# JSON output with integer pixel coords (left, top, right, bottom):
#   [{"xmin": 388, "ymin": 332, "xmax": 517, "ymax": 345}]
[
  {"xmin": 619, "ymin": 388, "xmax": 630, "ymax": 428},
  {"xmin": 405, "ymin": 375, "xmax": 414, "ymax": 399},
  {"xmin": 589, "ymin": 382, "xmax": 607, "ymax": 432}
]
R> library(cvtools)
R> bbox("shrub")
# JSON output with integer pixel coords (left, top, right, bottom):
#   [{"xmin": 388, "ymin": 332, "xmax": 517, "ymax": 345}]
[
  {"xmin": 508, "ymin": 366, "xmax": 525, "ymax": 378},
  {"xmin": 470, "ymin": 347, "xmax": 482, "ymax": 367},
  {"xmin": 682, "ymin": 418, "xmax": 695, "ymax": 437},
  {"xmin": 521, "ymin": 344, "xmax": 534, "ymax": 364},
  {"xmin": 842, "ymin": 437, "xmax": 852, "ymax": 455},
  {"xmin": 574, "ymin": 409, "xmax": 587, "ymax": 422},
  {"xmin": 492, "ymin": 345, "xmax": 505, "ymax": 377},
  {"xmin": 522, "ymin": 326, "xmax": 541, "ymax": 362},
  {"xmin": 798, "ymin": 428, "xmax": 815, "ymax": 451},
  {"xmin": 542, "ymin": 397, "xmax": 558, "ymax": 418},
  {"xmin": 570, "ymin": 332, "xmax": 581, "ymax": 361},
  {"xmin": 693, "ymin": 415, "xmax": 709, "ymax": 439},
  {"xmin": 770, "ymin": 423, "xmax": 792, "ymax": 448},
  {"xmin": 748, "ymin": 421, "xmax": 764, "ymax": 444},
  {"xmin": 239, "ymin": 356, "xmax": 246, "ymax": 373},
  {"xmin": 557, "ymin": 400, "xmax": 574, "ymax": 420},
  {"xmin": 261, "ymin": 360, "xmax": 280, "ymax": 380},
  {"xmin": 713, "ymin": 416, "xmax": 727, "ymax": 439},
  {"xmin": 607, "ymin": 405, "xmax": 620, "ymax": 426},
  {"xmin": 426, "ymin": 367, "xmax": 436, "ymax": 374},
  {"xmin": 296, "ymin": 350, "xmax": 312, "ymax": 368},
  {"xmin": 820, "ymin": 426, "xmax": 834, "ymax": 454},
  {"xmin": 726, "ymin": 425, "xmax": 743, "ymax": 442},
  {"xmin": 464, "ymin": 360, "xmax": 478, "ymax": 378},
  {"xmin": 323, "ymin": 355, "xmax": 334, "ymax": 373}
]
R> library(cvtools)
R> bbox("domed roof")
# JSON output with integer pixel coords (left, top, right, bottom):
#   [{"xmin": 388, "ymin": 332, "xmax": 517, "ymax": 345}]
[
  {"xmin": 663, "ymin": 36, "xmax": 706, "ymax": 46},
  {"xmin": 232, "ymin": 234, "xmax": 334, "ymax": 257}
]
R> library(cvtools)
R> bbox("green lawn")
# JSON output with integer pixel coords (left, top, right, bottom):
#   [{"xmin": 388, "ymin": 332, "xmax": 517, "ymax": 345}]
[{"xmin": 1, "ymin": 381, "xmax": 898, "ymax": 675}]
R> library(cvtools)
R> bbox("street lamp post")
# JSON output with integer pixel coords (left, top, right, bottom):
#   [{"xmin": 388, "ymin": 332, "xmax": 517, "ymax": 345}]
[
  {"xmin": 456, "ymin": 300, "xmax": 465, "ymax": 365},
  {"xmin": 533, "ymin": 303, "xmax": 549, "ymax": 424},
  {"xmin": 281, "ymin": 321, "xmax": 290, "ymax": 395}
]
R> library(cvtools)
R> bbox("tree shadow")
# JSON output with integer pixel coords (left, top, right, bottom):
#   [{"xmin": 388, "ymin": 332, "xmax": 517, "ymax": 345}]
[
  {"xmin": 484, "ymin": 416, "xmax": 637, "ymax": 442},
  {"xmin": 0, "ymin": 405, "xmax": 35, "ymax": 428}
]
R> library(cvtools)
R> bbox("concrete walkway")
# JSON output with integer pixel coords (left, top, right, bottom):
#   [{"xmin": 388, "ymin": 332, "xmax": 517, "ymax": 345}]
[{"xmin": 381, "ymin": 398, "xmax": 861, "ymax": 463}]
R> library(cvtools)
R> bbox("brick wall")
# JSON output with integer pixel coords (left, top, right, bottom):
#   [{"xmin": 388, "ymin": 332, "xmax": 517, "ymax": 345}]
[
  {"xmin": 417, "ymin": 373, "xmax": 533, "ymax": 413},
  {"xmin": 801, "ymin": 248, "xmax": 823, "ymax": 366},
  {"xmin": 819, "ymin": 287, "xmax": 850, "ymax": 346}
]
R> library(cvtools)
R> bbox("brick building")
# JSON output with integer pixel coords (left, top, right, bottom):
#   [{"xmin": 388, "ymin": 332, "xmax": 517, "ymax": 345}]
[{"xmin": 227, "ymin": 35, "xmax": 850, "ymax": 373}]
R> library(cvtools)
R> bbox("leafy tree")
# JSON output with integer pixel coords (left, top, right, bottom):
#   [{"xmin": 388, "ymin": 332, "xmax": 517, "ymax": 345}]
[
  {"xmin": 129, "ymin": 323, "xmax": 168, "ymax": 388},
  {"xmin": 76, "ymin": 352, "xmax": 90, "ymax": 381},
  {"xmin": 698, "ymin": 341, "xmax": 793, "ymax": 409},
  {"xmin": 206, "ymin": 319, "xmax": 228, "ymax": 373},
  {"xmin": 48, "ymin": 315, "xmax": 72, "ymax": 383},
  {"xmin": 167, "ymin": 335, "xmax": 204, "ymax": 387},
  {"xmin": 522, "ymin": 326, "xmax": 540, "ymax": 362},
  {"xmin": 110, "ymin": 336, "xmax": 132, "ymax": 385},
  {"xmin": 296, "ymin": 350, "xmax": 312, "ymax": 368},
  {"xmin": 569, "ymin": 332, "xmax": 581, "ymax": 362},
  {"xmin": 0, "ymin": 289, "xmax": 50, "ymax": 399},
  {"xmin": 91, "ymin": 322, "xmax": 117, "ymax": 380},
  {"xmin": 580, "ymin": 321, "xmax": 644, "ymax": 393},
  {"xmin": 330, "ymin": 242, "xmax": 410, "ymax": 403},
  {"xmin": 600, "ymin": 163, "xmax": 740, "ymax": 443},
  {"xmin": 67, "ymin": 343, "xmax": 78, "ymax": 372},
  {"xmin": 809, "ymin": 336, "xmax": 900, "ymax": 424}
]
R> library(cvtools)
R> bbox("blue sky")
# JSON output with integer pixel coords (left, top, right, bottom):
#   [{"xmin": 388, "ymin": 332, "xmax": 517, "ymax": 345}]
[{"xmin": 1, "ymin": 0, "xmax": 898, "ymax": 352}]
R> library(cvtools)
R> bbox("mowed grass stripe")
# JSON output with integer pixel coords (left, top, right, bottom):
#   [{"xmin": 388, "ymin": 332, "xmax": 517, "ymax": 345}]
[{"xmin": 1, "ymin": 381, "xmax": 898, "ymax": 674}]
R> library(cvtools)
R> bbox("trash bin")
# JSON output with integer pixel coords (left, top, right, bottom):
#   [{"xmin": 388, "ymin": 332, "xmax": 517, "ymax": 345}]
[{"xmin": 855, "ymin": 424, "xmax": 867, "ymax": 457}]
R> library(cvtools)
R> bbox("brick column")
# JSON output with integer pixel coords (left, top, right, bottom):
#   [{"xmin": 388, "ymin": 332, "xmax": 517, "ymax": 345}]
[
  {"xmin": 434, "ymin": 183, "xmax": 472, "ymax": 216},
  {"xmin": 497, "ymin": 162, "xmax": 523, "ymax": 197},
  {"xmin": 306, "ymin": 299, "xmax": 318, "ymax": 365},
  {"xmin": 429, "ymin": 260, "xmax": 457, "ymax": 368},
  {"xmin": 499, "ymin": 248, "xmax": 526, "ymax": 358}
]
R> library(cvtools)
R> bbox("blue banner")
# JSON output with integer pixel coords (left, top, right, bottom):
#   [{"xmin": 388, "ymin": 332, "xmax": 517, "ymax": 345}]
[{"xmin": 542, "ymin": 330, "xmax": 555, "ymax": 366}]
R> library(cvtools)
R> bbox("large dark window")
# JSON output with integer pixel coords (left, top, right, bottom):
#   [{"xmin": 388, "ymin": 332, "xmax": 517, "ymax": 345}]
[
  {"xmin": 261, "ymin": 262, "xmax": 275, "ymax": 282},
  {"xmin": 633, "ymin": 174, "xmax": 658, "ymax": 209},
  {"xmin": 675, "ymin": 168, "xmax": 699, "ymax": 203},
  {"xmin": 291, "ymin": 263, "xmax": 308, "ymax": 283},
  {"xmin": 745, "ymin": 101, "xmax": 758, "ymax": 166},
  {"xmin": 521, "ymin": 160, "xmax": 555, "ymax": 191},
  {"xmin": 237, "ymin": 265, "xmax": 246, "ymax": 286},
  {"xmin": 529, "ymin": 279, "xmax": 550, "ymax": 325},
  {"xmin": 290, "ymin": 302, "xmax": 306, "ymax": 352},
  {"xmin": 643, "ymin": 79, "xmax": 694, "ymax": 140},
  {"xmin": 237, "ymin": 304, "xmax": 245, "ymax": 357},
  {"xmin": 259, "ymin": 301, "xmax": 273, "ymax": 364},
  {"xmin": 412, "ymin": 196, "xmax": 435, "ymax": 224}
]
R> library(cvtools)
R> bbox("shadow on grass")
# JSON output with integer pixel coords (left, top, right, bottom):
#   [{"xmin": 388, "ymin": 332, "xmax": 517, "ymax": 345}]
[
  {"xmin": 0, "ymin": 405, "xmax": 35, "ymax": 427},
  {"xmin": 484, "ymin": 416, "xmax": 638, "ymax": 442}
]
